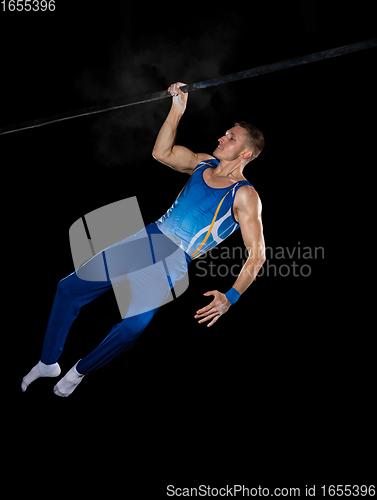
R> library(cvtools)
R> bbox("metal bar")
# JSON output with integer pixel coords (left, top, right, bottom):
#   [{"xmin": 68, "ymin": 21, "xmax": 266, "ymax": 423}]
[{"xmin": 1, "ymin": 38, "xmax": 375, "ymax": 136}]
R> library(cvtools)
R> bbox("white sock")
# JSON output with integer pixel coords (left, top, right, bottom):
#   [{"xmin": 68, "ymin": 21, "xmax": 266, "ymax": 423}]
[
  {"xmin": 53, "ymin": 361, "xmax": 85, "ymax": 397},
  {"xmin": 21, "ymin": 361, "xmax": 61, "ymax": 392}
]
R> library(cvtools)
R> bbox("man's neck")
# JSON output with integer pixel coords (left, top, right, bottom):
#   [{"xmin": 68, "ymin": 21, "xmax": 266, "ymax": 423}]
[{"xmin": 214, "ymin": 158, "xmax": 246, "ymax": 179}]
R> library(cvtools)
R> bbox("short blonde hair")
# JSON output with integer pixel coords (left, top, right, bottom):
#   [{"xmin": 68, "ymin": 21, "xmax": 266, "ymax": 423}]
[{"xmin": 235, "ymin": 121, "xmax": 265, "ymax": 162}]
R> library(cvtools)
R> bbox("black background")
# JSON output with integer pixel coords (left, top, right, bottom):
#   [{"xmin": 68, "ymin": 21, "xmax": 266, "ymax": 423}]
[{"xmin": 3, "ymin": 0, "xmax": 376, "ymax": 494}]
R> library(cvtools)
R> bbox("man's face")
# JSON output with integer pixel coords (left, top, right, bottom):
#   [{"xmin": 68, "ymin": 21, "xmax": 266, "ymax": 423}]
[{"xmin": 213, "ymin": 126, "xmax": 251, "ymax": 162}]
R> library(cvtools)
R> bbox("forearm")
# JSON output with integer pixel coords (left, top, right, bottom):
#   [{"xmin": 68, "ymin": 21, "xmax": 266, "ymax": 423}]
[
  {"xmin": 232, "ymin": 255, "xmax": 266, "ymax": 295},
  {"xmin": 152, "ymin": 104, "xmax": 183, "ymax": 161}
]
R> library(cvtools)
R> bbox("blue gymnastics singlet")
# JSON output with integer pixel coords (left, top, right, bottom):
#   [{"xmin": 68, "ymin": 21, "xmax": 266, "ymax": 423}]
[{"xmin": 156, "ymin": 159, "xmax": 253, "ymax": 260}]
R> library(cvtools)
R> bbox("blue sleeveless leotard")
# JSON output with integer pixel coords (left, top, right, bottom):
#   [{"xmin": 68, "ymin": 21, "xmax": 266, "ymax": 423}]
[{"xmin": 156, "ymin": 159, "xmax": 253, "ymax": 260}]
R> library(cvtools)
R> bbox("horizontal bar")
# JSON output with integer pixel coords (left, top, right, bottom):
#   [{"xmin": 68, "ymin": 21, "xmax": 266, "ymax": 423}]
[{"xmin": 0, "ymin": 38, "xmax": 375, "ymax": 136}]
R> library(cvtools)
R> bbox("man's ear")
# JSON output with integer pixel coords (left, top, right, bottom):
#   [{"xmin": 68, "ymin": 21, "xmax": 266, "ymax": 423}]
[{"xmin": 240, "ymin": 149, "xmax": 253, "ymax": 160}]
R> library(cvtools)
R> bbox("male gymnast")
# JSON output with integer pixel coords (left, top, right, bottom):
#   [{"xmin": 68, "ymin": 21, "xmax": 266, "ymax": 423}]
[{"xmin": 22, "ymin": 82, "xmax": 266, "ymax": 397}]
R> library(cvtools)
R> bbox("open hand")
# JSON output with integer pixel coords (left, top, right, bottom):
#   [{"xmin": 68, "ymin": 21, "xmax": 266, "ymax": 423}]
[{"xmin": 194, "ymin": 290, "xmax": 231, "ymax": 327}]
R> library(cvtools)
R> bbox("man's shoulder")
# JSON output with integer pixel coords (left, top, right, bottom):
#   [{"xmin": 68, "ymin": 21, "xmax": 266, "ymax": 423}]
[
  {"xmin": 237, "ymin": 182, "xmax": 259, "ymax": 201},
  {"xmin": 235, "ymin": 183, "xmax": 261, "ymax": 214}
]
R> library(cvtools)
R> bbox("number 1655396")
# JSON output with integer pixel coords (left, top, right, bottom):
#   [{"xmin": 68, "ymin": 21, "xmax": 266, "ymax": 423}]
[{"xmin": 1, "ymin": 0, "xmax": 56, "ymax": 11}]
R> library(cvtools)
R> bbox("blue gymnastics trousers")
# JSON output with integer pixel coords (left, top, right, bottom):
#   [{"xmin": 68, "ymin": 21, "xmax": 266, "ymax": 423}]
[{"xmin": 41, "ymin": 223, "xmax": 190, "ymax": 375}]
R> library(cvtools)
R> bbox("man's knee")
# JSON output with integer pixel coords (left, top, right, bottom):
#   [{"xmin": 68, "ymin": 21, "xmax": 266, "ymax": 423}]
[
  {"xmin": 118, "ymin": 309, "xmax": 156, "ymax": 344},
  {"xmin": 57, "ymin": 276, "xmax": 71, "ymax": 296}
]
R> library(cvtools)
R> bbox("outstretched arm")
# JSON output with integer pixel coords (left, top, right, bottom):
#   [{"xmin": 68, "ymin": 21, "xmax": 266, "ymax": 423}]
[
  {"xmin": 195, "ymin": 186, "xmax": 266, "ymax": 327},
  {"xmin": 152, "ymin": 82, "xmax": 212, "ymax": 173},
  {"xmin": 230, "ymin": 186, "xmax": 266, "ymax": 294}
]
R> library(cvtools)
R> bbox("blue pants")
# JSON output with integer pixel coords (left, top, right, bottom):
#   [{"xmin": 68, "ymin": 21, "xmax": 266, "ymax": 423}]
[{"xmin": 41, "ymin": 223, "xmax": 190, "ymax": 374}]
